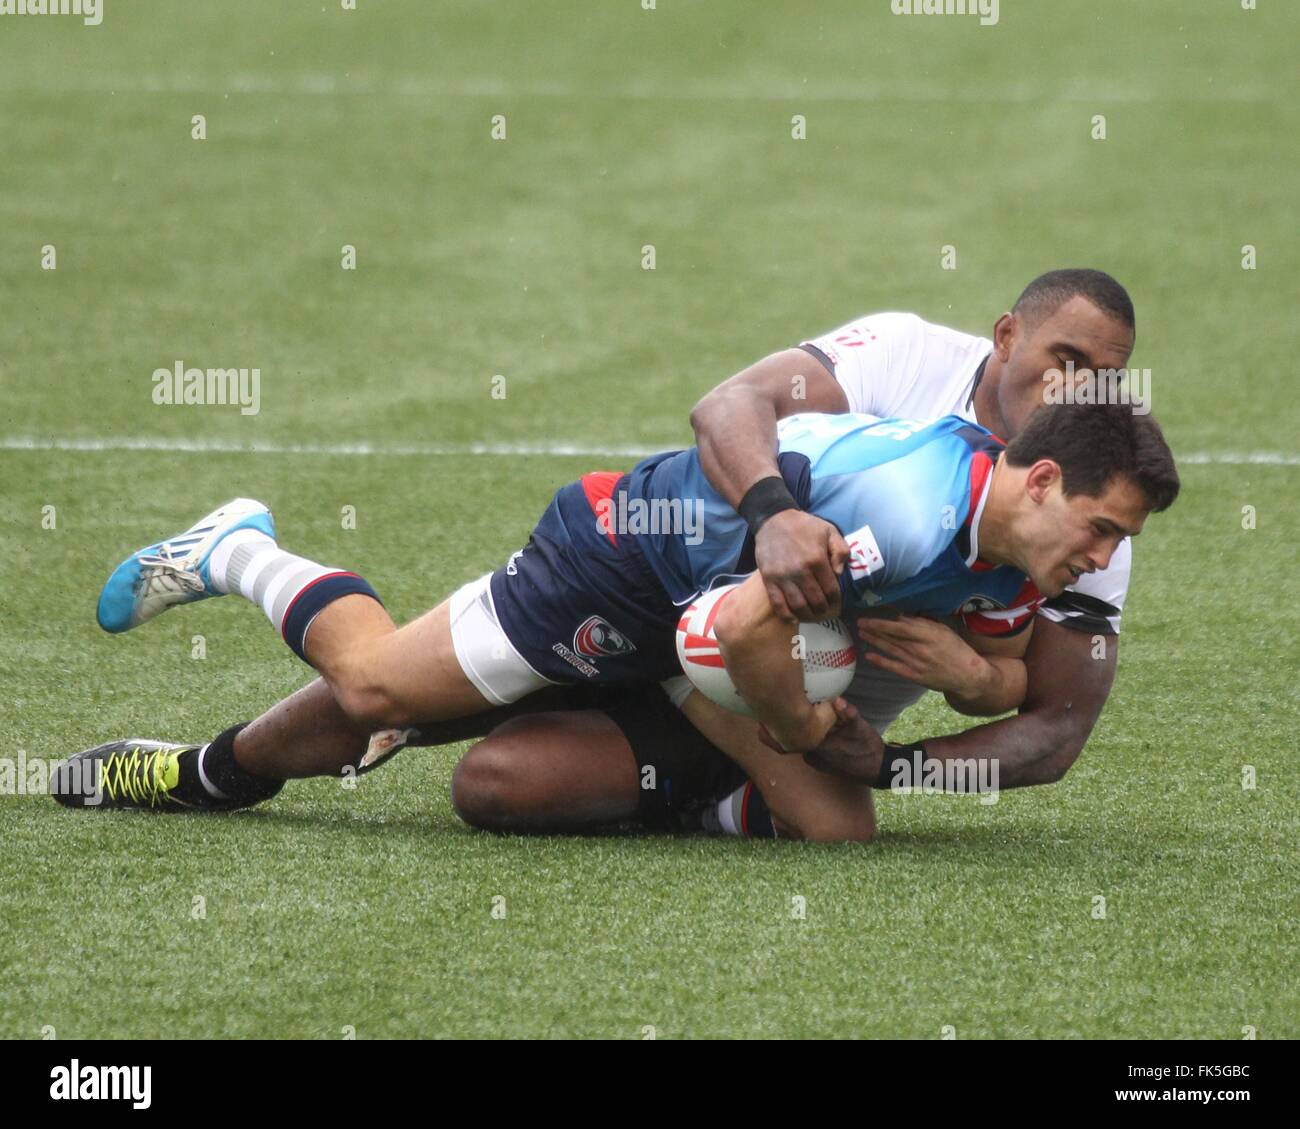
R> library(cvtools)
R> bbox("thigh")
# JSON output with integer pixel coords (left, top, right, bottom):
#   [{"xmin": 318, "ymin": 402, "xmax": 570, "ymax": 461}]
[
  {"xmin": 362, "ymin": 599, "xmax": 500, "ymax": 721},
  {"xmin": 408, "ymin": 681, "xmax": 648, "ymax": 748},
  {"xmin": 454, "ymin": 709, "xmax": 642, "ymax": 830}
]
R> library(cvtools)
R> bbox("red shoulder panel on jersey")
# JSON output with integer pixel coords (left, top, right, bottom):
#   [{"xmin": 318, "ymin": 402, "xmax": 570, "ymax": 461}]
[
  {"xmin": 581, "ymin": 471, "xmax": 624, "ymax": 547},
  {"xmin": 960, "ymin": 578, "xmax": 1045, "ymax": 636}
]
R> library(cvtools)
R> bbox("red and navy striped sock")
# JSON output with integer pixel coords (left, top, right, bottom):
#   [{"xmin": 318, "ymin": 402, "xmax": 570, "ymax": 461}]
[
  {"xmin": 702, "ymin": 781, "xmax": 777, "ymax": 839},
  {"xmin": 206, "ymin": 530, "xmax": 383, "ymax": 662}
]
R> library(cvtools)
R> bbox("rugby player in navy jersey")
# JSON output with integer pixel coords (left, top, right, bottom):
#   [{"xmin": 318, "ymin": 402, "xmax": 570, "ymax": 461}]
[{"xmin": 54, "ymin": 394, "xmax": 1177, "ymax": 835}]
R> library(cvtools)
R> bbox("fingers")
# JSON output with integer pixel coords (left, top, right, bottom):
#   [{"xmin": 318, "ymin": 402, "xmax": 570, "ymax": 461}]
[
  {"xmin": 755, "ymin": 514, "xmax": 846, "ymax": 621},
  {"xmin": 805, "ymin": 522, "xmax": 848, "ymax": 614},
  {"xmin": 858, "ymin": 629, "xmax": 920, "ymax": 670},
  {"xmin": 803, "ymin": 747, "xmax": 835, "ymax": 773},
  {"xmin": 855, "ymin": 616, "xmax": 896, "ymax": 643},
  {"xmin": 862, "ymin": 650, "xmax": 925, "ymax": 685},
  {"xmin": 803, "ymin": 745, "xmax": 868, "ymax": 781},
  {"xmin": 826, "ymin": 529, "xmax": 850, "ymax": 575},
  {"xmin": 778, "ymin": 578, "xmax": 814, "ymax": 621},
  {"xmin": 764, "ymin": 580, "xmax": 794, "ymax": 621},
  {"xmin": 775, "ymin": 571, "xmax": 833, "ymax": 621},
  {"xmin": 788, "ymin": 552, "xmax": 837, "ymax": 619},
  {"xmin": 806, "ymin": 553, "xmax": 842, "ymax": 619},
  {"xmin": 859, "ymin": 631, "xmax": 904, "ymax": 661},
  {"xmin": 857, "ymin": 616, "xmax": 931, "ymax": 644}
]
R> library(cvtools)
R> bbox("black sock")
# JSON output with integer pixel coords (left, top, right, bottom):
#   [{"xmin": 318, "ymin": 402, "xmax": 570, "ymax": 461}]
[{"xmin": 177, "ymin": 723, "xmax": 284, "ymax": 809}]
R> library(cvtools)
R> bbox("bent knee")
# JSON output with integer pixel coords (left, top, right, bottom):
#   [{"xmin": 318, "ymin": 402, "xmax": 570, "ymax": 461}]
[
  {"xmin": 450, "ymin": 730, "xmax": 532, "ymax": 830},
  {"xmin": 331, "ymin": 667, "xmax": 413, "ymax": 731}
]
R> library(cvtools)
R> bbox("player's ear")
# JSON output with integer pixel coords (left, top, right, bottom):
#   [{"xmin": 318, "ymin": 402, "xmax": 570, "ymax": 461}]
[
  {"xmin": 1024, "ymin": 459, "xmax": 1061, "ymax": 504},
  {"xmin": 992, "ymin": 311, "xmax": 1017, "ymax": 360}
]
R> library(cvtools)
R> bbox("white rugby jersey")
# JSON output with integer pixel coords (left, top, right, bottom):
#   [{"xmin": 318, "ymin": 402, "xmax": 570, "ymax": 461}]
[{"xmin": 796, "ymin": 311, "xmax": 1130, "ymax": 730}]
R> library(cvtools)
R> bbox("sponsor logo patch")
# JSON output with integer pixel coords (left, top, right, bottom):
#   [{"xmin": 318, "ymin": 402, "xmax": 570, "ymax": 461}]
[{"xmin": 846, "ymin": 523, "xmax": 885, "ymax": 580}]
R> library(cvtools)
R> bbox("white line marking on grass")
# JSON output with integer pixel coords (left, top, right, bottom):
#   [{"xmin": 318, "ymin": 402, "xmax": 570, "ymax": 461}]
[
  {"xmin": 2, "ymin": 436, "xmax": 1298, "ymax": 466},
  {"xmin": 1179, "ymin": 452, "xmax": 1300, "ymax": 466},
  {"xmin": 0, "ymin": 72, "xmax": 1273, "ymax": 104},
  {"xmin": 0, "ymin": 436, "xmax": 668, "ymax": 459}
]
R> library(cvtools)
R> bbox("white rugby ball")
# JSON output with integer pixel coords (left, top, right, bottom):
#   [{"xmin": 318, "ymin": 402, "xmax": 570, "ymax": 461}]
[{"xmin": 675, "ymin": 582, "xmax": 857, "ymax": 717}]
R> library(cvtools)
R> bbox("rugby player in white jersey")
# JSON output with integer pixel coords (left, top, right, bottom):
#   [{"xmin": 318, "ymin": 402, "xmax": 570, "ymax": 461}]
[{"xmin": 442, "ymin": 268, "xmax": 1143, "ymax": 838}]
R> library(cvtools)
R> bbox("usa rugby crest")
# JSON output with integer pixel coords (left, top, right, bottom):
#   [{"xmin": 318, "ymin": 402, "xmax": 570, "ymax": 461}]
[{"xmin": 573, "ymin": 615, "xmax": 637, "ymax": 659}]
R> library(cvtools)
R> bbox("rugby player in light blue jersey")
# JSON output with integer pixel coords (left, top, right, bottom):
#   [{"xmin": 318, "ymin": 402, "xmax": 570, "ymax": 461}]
[{"xmin": 54, "ymin": 401, "xmax": 1177, "ymax": 815}]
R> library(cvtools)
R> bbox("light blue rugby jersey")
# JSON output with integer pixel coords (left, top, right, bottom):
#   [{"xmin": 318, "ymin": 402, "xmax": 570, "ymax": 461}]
[{"xmin": 621, "ymin": 413, "xmax": 1042, "ymax": 632}]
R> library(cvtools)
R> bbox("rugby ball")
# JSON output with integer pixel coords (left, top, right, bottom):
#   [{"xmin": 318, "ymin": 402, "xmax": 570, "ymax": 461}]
[{"xmin": 675, "ymin": 582, "xmax": 857, "ymax": 717}]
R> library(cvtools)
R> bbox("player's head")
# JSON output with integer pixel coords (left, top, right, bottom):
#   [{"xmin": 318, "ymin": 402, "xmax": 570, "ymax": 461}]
[
  {"xmin": 987, "ymin": 268, "xmax": 1137, "ymax": 439},
  {"xmin": 996, "ymin": 401, "xmax": 1179, "ymax": 596}
]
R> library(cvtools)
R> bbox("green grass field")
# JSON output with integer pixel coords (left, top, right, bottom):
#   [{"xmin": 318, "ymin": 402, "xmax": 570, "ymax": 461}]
[{"xmin": 1, "ymin": 1, "xmax": 1296, "ymax": 1039}]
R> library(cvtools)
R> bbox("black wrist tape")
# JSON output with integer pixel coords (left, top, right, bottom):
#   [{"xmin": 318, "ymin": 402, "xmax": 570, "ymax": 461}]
[
  {"xmin": 876, "ymin": 741, "xmax": 928, "ymax": 790},
  {"xmin": 738, "ymin": 476, "xmax": 799, "ymax": 536}
]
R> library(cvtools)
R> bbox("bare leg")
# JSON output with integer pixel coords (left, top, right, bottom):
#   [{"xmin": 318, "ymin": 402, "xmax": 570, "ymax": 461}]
[
  {"xmin": 304, "ymin": 596, "xmax": 493, "ymax": 729},
  {"xmin": 679, "ymin": 691, "xmax": 876, "ymax": 842},
  {"xmin": 230, "ymin": 579, "xmax": 872, "ymax": 838},
  {"xmin": 232, "ymin": 676, "xmax": 616, "ymax": 780},
  {"xmin": 234, "ymin": 678, "xmax": 369, "ymax": 779}
]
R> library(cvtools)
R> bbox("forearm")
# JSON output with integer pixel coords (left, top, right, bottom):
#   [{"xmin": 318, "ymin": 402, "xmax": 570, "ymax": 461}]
[
  {"xmin": 691, "ymin": 387, "xmax": 783, "ymax": 507},
  {"xmin": 817, "ymin": 620, "xmax": 1116, "ymax": 793},
  {"xmin": 919, "ymin": 710, "xmax": 1088, "ymax": 790},
  {"xmin": 916, "ymin": 620, "xmax": 1117, "ymax": 790},
  {"xmin": 690, "ymin": 348, "xmax": 849, "ymax": 508},
  {"xmin": 717, "ymin": 617, "xmax": 817, "ymax": 748},
  {"xmin": 943, "ymin": 655, "xmax": 1027, "ymax": 717}
]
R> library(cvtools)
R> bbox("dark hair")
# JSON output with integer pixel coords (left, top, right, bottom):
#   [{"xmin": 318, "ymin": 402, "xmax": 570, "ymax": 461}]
[
  {"xmin": 1004, "ymin": 402, "xmax": 1180, "ymax": 512},
  {"xmin": 1013, "ymin": 268, "xmax": 1135, "ymax": 334}
]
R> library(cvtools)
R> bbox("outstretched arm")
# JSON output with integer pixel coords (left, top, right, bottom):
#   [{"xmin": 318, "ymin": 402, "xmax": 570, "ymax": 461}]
[
  {"xmin": 804, "ymin": 617, "xmax": 1117, "ymax": 790},
  {"xmin": 923, "ymin": 617, "xmax": 1116, "ymax": 788}
]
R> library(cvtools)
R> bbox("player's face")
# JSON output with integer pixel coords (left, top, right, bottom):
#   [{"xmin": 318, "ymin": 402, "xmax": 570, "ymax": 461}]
[
  {"xmin": 997, "ymin": 297, "xmax": 1135, "ymax": 439},
  {"xmin": 1021, "ymin": 471, "xmax": 1149, "ymax": 597}
]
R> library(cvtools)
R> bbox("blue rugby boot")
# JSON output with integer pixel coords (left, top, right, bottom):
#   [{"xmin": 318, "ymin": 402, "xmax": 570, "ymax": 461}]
[{"xmin": 96, "ymin": 498, "xmax": 275, "ymax": 633}]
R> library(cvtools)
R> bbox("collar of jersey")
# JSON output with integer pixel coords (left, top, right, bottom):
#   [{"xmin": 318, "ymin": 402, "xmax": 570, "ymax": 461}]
[
  {"xmin": 964, "ymin": 460, "xmax": 996, "ymax": 571},
  {"xmin": 964, "ymin": 352, "xmax": 993, "ymax": 415}
]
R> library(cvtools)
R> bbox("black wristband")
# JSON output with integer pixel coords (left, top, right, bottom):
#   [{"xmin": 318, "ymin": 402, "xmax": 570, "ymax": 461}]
[
  {"xmin": 738, "ymin": 476, "xmax": 799, "ymax": 536},
  {"xmin": 875, "ymin": 741, "xmax": 928, "ymax": 790}
]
